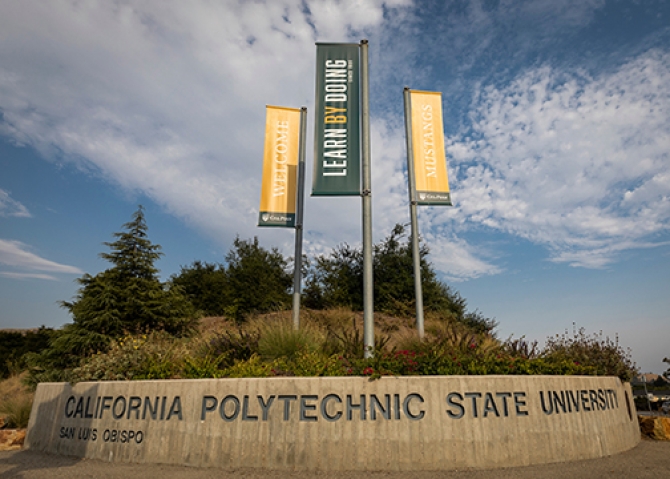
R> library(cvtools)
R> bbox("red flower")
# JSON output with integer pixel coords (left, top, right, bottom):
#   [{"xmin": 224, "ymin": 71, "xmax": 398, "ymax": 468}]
[{"xmin": 362, "ymin": 367, "xmax": 374, "ymax": 375}]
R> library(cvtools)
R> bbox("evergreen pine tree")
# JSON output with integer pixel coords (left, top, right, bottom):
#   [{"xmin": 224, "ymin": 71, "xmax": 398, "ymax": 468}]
[{"xmin": 51, "ymin": 206, "xmax": 195, "ymax": 359}]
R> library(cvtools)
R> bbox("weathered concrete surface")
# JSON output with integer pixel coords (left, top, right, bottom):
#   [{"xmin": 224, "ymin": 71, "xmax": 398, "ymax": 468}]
[
  {"xmin": 0, "ymin": 429, "xmax": 26, "ymax": 451},
  {"xmin": 25, "ymin": 376, "xmax": 640, "ymax": 471},
  {"xmin": 639, "ymin": 415, "xmax": 670, "ymax": 440}
]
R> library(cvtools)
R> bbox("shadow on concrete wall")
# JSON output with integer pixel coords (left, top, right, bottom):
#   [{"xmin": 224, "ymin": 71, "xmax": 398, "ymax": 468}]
[{"xmin": 0, "ymin": 382, "xmax": 100, "ymax": 478}]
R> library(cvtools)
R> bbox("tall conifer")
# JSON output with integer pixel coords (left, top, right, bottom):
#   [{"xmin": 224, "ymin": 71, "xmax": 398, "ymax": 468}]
[{"xmin": 52, "ymin": 206, "xmax": 195, "ymax": 358}]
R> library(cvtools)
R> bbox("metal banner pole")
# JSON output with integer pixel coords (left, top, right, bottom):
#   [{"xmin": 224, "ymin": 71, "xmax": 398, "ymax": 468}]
[
  {"xmin": 361, "ymin": 40, "xmax": 374, "ymax": 357},
  {"xmin": 292, "ymin": 107, "xmax": 308, "ymax": 330},
  {"xmin": 403, "ymin": 88, "xmax": 425, "ymax": 339}
]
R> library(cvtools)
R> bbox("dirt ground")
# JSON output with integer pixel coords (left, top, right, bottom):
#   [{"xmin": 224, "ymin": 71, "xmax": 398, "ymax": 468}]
[{"xmin": 1, "ymin": 439, "xmax": 669, "ymax": 479}]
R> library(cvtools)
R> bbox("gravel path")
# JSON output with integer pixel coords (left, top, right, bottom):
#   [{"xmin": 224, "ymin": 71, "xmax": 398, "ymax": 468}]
[{"xmin": 1, "ymin": 440, "xmax": 669, "ymax": 479}]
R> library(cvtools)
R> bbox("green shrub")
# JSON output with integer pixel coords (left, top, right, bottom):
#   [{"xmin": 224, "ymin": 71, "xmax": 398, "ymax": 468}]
[
  {"xmin": 323, "ymin": 318, "xmax": 390, "ymax": 359},
  {"xmin": 503, "ymin": 336, "xmax": 540, "ymax": 359},
  {"xmin": 180, "ymin": 355, "xmax": 227, "ymax": 379},
  {"xmin": 541, "ymin": 325, "xmax": 637, "ymax": 381},
  {"xmin": 205, "ymin": 327, "xmax": 260, "ymax": 367},
  {"xmin": 25, "ymin": 308, "xmax": 637, "ymax": 383},
  {"xmin": 23, "ymin": 361, "xmax": 74, "ymax": 389},
  {"xmin": 132, "ymin": 357, "xmax": 181, "ymax": 380},
  {"xmin": 333, "ymin": 349, "xmax": 596, "ymax": 379},
  {"xmin": 394, "ymin": 319, "xmax": 500, "ymax": 358},
  {"xmin": 0, "ymin": 328, "xmax": 54, "ymax": 379},
  {"xmin": 257, "ymin": 320, "xmax": 323, "ymax": 360},
  {"xmin": 222, "ymin": 354, "xmax": 273, "ymax": 378},
  {"xmin": 70, "ymin": 332, "xmax": 187, "ymax": 382},
  {"xmin": 271, "ymin": 352, "xmax": 346, "ymax": 377},
  {"xmin": 0, "ymin": 393, "xmax": 33, "ymax": 429}
]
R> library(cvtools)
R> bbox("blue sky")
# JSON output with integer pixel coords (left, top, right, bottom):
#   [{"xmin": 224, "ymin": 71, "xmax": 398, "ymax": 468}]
[{"xmin": 1, "ymin": 0, "xmax": 668, "ymax": 374}]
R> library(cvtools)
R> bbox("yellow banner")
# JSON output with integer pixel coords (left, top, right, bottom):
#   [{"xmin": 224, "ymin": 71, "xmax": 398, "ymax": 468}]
[
  {"xmin": 259, "ymin": 106, "xmax": 301, "ymax": 227},
  {"xmin": 410, "ymin": 90, "xmax": 452, "ymax": 205}
]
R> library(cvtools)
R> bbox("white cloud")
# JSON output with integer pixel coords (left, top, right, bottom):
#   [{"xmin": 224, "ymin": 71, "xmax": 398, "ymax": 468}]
[
  {"xmin": 423, "ymin": 232, "xmax": 502, "ymax": 282},
  {"xmin": 0, "ymin": 239, "xmax": 83, "ymax": 275},
  {"xmin": 0, "ymin": 189, "xmax": 31, "ymax": 217},
  {"xmin": 442, "ymin": 49, "xmax": 670, "ymax": 267},
  {"xmin": 1, "ymin": 0, "xmax": 667, "ymax": 282},
  {"xmin": 0, "ymin": 0, "xmax": 413, "ymax": 261},
  {"xmin": 365, "ymin": 119, "xmax": 502, "ymax": 281}
]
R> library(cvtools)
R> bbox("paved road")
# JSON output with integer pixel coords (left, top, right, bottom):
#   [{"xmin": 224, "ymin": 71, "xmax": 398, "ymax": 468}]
[{"xmin": 1, "ymin": 440, "xmax": 669, "ymax": 479}]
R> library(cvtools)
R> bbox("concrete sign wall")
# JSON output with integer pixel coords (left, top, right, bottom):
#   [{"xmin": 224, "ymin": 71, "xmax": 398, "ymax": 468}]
[{"xmin": 26, "ymin": 375, "xmax": 640, "ymax": 471}]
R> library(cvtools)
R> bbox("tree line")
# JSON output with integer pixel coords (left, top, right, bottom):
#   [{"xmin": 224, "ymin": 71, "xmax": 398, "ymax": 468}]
[
  {"xmin": 17, "ymin": 206, "xmax": 493, "ymax": 381},
  {"xmin": 175, "ymin": 223, "xmax": 494, "ymax": 333},
  {"xmin": 6, "ymin": 207, "xmax": 642, "ymax": 384}
]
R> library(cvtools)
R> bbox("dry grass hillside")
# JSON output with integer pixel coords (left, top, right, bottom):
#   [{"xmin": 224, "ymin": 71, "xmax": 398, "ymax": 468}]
[
  {"xmin": 0, "ymin": 373, "xmax": 33, "ymax": 429},
  {"xmin": 197, "ymin": 308, "xmax": 496, "ymax": 352}
]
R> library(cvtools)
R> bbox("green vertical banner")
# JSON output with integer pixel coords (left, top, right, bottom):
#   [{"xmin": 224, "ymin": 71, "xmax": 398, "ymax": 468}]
[{"xmin": 312, "ymin": 43, "xmax": 361, "ymax": 196}]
